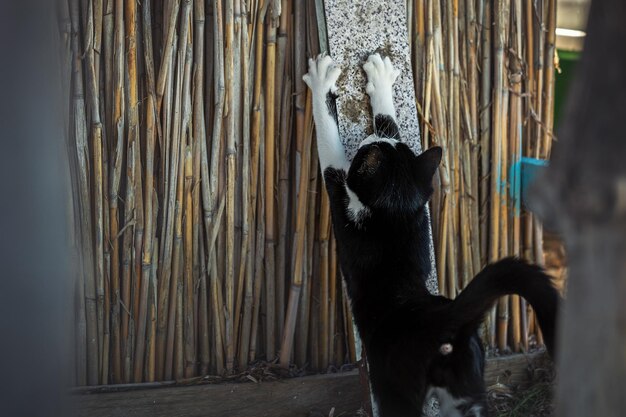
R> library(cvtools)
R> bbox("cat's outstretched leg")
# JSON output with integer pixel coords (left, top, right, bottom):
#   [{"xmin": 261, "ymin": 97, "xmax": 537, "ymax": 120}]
[
  {"xmin": 363, "ymin": 53, "xmax": 401, "ymax": 139},
  {"xmin": 303, "ymin": 54, "xmax": 348, "ymax": 173},
  {"xmin": 303, "ymin": 55, "xmax": 357, "ymax": 226}
]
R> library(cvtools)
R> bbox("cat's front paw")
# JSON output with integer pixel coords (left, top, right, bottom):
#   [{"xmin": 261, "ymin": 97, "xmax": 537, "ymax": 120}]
[
  {"xmin": 303, "ymin": 54, "xmax": 341, "ymax": 96},
  {"xmin": 363, "ymin": 53, "xmax": 401, "ymax": 97}
]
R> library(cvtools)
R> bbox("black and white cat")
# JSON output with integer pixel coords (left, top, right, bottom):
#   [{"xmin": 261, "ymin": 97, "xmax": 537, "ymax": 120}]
[{"xmin": 303, "ymin": 53, "xmax": 559, "ymax": 417}]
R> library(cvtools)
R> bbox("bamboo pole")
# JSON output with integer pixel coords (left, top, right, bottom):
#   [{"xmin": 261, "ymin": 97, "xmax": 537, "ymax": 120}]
[
  {"xmin": 509, "ymin": 0, "xmax": 523, "ymax": 352},
  {"xmin": 328, "ymin": 228, "xmax": 337, "ymax": 365},
  {"xmin": 246, "ymin": 9, "xmax": 269, "ymax": 366},
  {"xmin": 533, "ymin": 1, "xmax": 546, "ymax": 159},
  {"xmin": 279, "ymin": 89, "xmax": 313, "ymax": 368},
  {"xmin": 264, "ymin": 12, "xmax": 278, "ymax": 362},
  {"xmin": 249, "ymin": 111, "xmax": 266, "ymax": 363},
  {"xmin": 146, "ymin": 237, "xmax": 159, "ymax": 382},
  {"xmin": 275, "ymin": 0, "xmax": 290, "ymax": 343},
  {"xmin": 120, "ymin": 0, "xmax": 140, "ymax": 381},
  {"xmin": 192, "ymin": 0, "xmax": 210, "ymax": 376},
  {"xmin": 478, "ymin": 0, "xmax": 491, "ymax": 270},
  {"xmin": 70, "ymin": 0, "xmax": 99, "ymax": 385},
  {"xmin": 541, "ymin": 0, "xmax": 557, "ymax": 159},
  {"xmin": 319, "ymin": 189, "xmax": 331, "ymax": 369},
  {"xmin": 84, "ymin": 0, "xmax": 106, "ymax": 384},
  {"xmin": 296, "ymin": 140, "xmax": 319, "ymax": 366},
  {"xmin": 184, "ymin": 146, "xmax": 195, "ymax": 377},
  {"xmin": 233, "ymin": 0, "xmax": 252, "ymax": 371}
]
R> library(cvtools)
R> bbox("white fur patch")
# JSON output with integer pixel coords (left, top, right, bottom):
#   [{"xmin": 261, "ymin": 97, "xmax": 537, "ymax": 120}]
[
  {"xmin": 358, "ymin": 134, "xmax": 398, "ymax": 149},
  {"xmin": 345, "ymin": 185, "xmax": 369, "ymax": 224},
  {"xmin": 314, "ymin": 120, "xmax": 349, "ymax": 172},
  {"xmin": 466, "ymin": 404, "xmax": 485, "ymax": 417},
  {"xmin": 427, "ymin": 387, "xmax": 483, "ymax": 417}
]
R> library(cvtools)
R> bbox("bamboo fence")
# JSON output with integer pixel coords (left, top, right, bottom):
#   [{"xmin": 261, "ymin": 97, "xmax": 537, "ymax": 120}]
[
  {"xmin": 60, "ymin": 0, "xmax": 557, "ymax": 385},
  {"xmin": 410, "ymin": 0, "xmax": 557, "ymax": 351}
]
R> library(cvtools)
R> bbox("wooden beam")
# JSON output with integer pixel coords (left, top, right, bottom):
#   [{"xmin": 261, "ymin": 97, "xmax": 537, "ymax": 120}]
[{"xmin": 72, "ymin": 353, "xmax": 548, "ymax": 417}]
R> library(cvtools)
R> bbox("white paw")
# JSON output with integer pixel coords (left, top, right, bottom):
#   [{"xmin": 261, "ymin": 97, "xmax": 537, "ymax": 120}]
[
  {"xmin": 363, "ymin": 53, "xmax": 401, "ymax": 97},
  {"xmin": 303, "ymin": 54, "xmax": 341, "ymax": 96}
]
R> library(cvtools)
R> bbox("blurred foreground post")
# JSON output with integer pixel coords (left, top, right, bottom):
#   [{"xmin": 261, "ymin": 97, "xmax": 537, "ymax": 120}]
[
  {"xmin": 531, "ymin": 0, "xmax": 626, "ymax": 415},
  {"xmin": 0, "ymin": 1, "xmax": 71, "ymax": 416}
]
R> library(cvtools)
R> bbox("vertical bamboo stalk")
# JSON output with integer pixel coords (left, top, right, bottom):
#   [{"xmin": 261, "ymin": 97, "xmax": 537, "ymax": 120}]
[
  {"xmin": 533, "ymin": 1, "xmax": 546, "ymax": 159},
  {"xmin": 296, "ymin": 141, "xmax": 318, "ymax": 366},
  {"xmin": 199, "ymin": 236, "xmax": 210, "ymax": 375},
  {"xmin": 167, "ymin": 128, "xmax": 186, "ymax": 379},
  {"xmin": 328, "ymin": 229, "xmax": 337, "ymax": 366},
  {"xmin": 466, "ymin": 0, "xmax": 482, "ymax": 276},
  {"xmin": 192, "ymin": 0, "xmax": 210, "ymax": 376},
  {"xmin": 108, "ymin": 0, "xmax": 125, "ymax": 384},
  {"xmin": 133, "ymin": 0, "xmax": 158, "ymax": 383},
  {"xmin": 479, "ymin": 0, "xmax": 492, "ymax": 269},
  {"xmin": 178, "ymin": 9, "xmax": 195, "ymax": 380},
  {"xmin": 164, "ymin": 51, "xmax": 186, "ymax": 379},
  {"xmin": 155, "ymin": 45, "xmax": 176, "ymax": 381},
  {"xmin": 497, "ymin": 54, "xmax": 510, "ymax": 352},
  {"xmin": 70, "ymin": 0, "xmax": 99, "ymax": 385},
  {"xmin": 276, "ymin": 72, "xmax": 292, "ymax": 339},
  {"xmin": 275, "ymin": 0, "xmax": 289, "ymax": 343},
  {"xmin": 264, "ymin": 13, "xmax": 278, "ymax": 362},
  {"xmin": 157, "ymin": 0, "xmax": 181, "ymax": 113},
  {"xmin": 204, "ymin": 0, "xmax": 227, "ymax": 375},
  {"xmin": 184, "ymin": 146, "xmax": 195, "ymax": 377},
  {"xmin": 246, "ymin": 4, "xmax": 268, "ymax": 367},
  {"xmin": 235, "ymin": 0, "xmax": 255, "ymax": 369},
  {"xmin": 541, "ymin": 0, "xmax": 557, "ymax": 159},
  {"xmin": 84, "ymin": 0, "xmax": 107, "ymax": 383},
  {"xmin": 319, "ymin": 190, "xmax": 331, "ymax": 369},
  {"xmin": 509, "ymin": 0, "xmax": 523, "ymax": 352},
  {"xmin": 208, "ymin": 197, "xmax": 227, "ymax": 374},
  {"xmin": 119, "ymin": 0, "xmax": 141, "ymax": 381},
  {"xmin": 100, "ymin": 0, "xmax": 114, "ymax": 380},
  {"xmin": 145, "ymin": 238, "xmax": 159, "ymax": 382},
  {"xmin": 223, "ymin": 0, "xmax": 237, "ymax": 372},
  {"xmin": 249, "ymin": 114, "xmax": 266, "ymax": 362},
  {"xmin": 520, "ymin": 0, "xmax": 536, "ymax": 351},
  {"xmin": 488, "ymin": 0, "xmax": 508, "ymax": 349},
  {"xmin": 279, "ymin": 90, "xmax": 313, "ymax": 367}
]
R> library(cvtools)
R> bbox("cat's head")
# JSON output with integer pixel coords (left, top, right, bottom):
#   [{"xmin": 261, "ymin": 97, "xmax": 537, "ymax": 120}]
[{"xmin": 346, "ymin": 141, "xmax": 442, "ymax": 214}]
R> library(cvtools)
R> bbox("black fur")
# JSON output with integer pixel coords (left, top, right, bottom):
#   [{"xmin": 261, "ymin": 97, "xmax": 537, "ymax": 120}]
[
  {"xmin": 323, "ymin": 136, "xmax": 559, "ymax": 417},
  {"xmin": 326, "ymin": 91, "xmax": 339, "ymax": 123},
  {"xmin": 374, "ymin": 114, "xmax": 400, "ymax": 139}
]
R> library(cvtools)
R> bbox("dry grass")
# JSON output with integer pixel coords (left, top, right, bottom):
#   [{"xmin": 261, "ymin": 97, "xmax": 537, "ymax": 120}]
[{"xmin": 488, "ymin": 359, "xmax": 555, "ymax": 417}]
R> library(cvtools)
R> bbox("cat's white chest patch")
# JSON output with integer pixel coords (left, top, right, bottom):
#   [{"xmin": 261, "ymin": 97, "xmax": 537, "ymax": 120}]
[{"xmin": 345, "ymin": 185, "xmax": 370, "ymax": 225}]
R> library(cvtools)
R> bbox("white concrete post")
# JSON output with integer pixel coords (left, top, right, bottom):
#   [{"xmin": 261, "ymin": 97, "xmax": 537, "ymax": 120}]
[{"xmin": 323, "ymin": 1, "xmax": 439, "ymax": 415}]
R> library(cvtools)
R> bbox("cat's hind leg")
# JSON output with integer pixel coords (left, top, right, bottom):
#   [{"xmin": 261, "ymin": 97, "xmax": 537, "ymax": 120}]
[
  {"xmin": 374, "ymin": 386, "xmax": 423, "ymax": 417},
  {"xmin": 303, "ymin": 55, "xmax": 348, "ymax": 173},
  {"xmin": 363, "ymin": 53, "xmax": 401, "ymax": 140},
  {"xmin": 428, "ymin": 335, "xmax": 489, "ymax": 417}
]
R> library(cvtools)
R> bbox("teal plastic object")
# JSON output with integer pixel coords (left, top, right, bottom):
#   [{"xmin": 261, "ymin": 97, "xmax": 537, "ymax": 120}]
[{"xmin": 516, "ymin": 157, "xmax": 549, "ymax": 206}]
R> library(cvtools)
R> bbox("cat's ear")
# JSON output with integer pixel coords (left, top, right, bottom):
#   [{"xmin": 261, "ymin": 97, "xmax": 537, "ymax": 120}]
[
  {"xmin": 414, "ymin": 146, "xmax": 442, "ymax": 184},
  {"xmin": 356, "ymin": 144, "xmax": 383, "ymax": 176}
]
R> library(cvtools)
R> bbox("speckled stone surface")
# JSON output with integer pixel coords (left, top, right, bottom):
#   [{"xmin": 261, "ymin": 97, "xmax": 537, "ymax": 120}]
[
  {"xmin": 324, "ymin": 1, "xmax": 440, "ymax": 415},
  {"xmin": 324, "ymin": 0, "xmax": 439, "ymax": 294}
]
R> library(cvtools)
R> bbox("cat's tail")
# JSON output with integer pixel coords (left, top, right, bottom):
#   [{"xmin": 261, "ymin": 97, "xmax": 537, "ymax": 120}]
[{"xmin": 444, "ymin": 257, "xmax": 560, "ymax": 356}]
